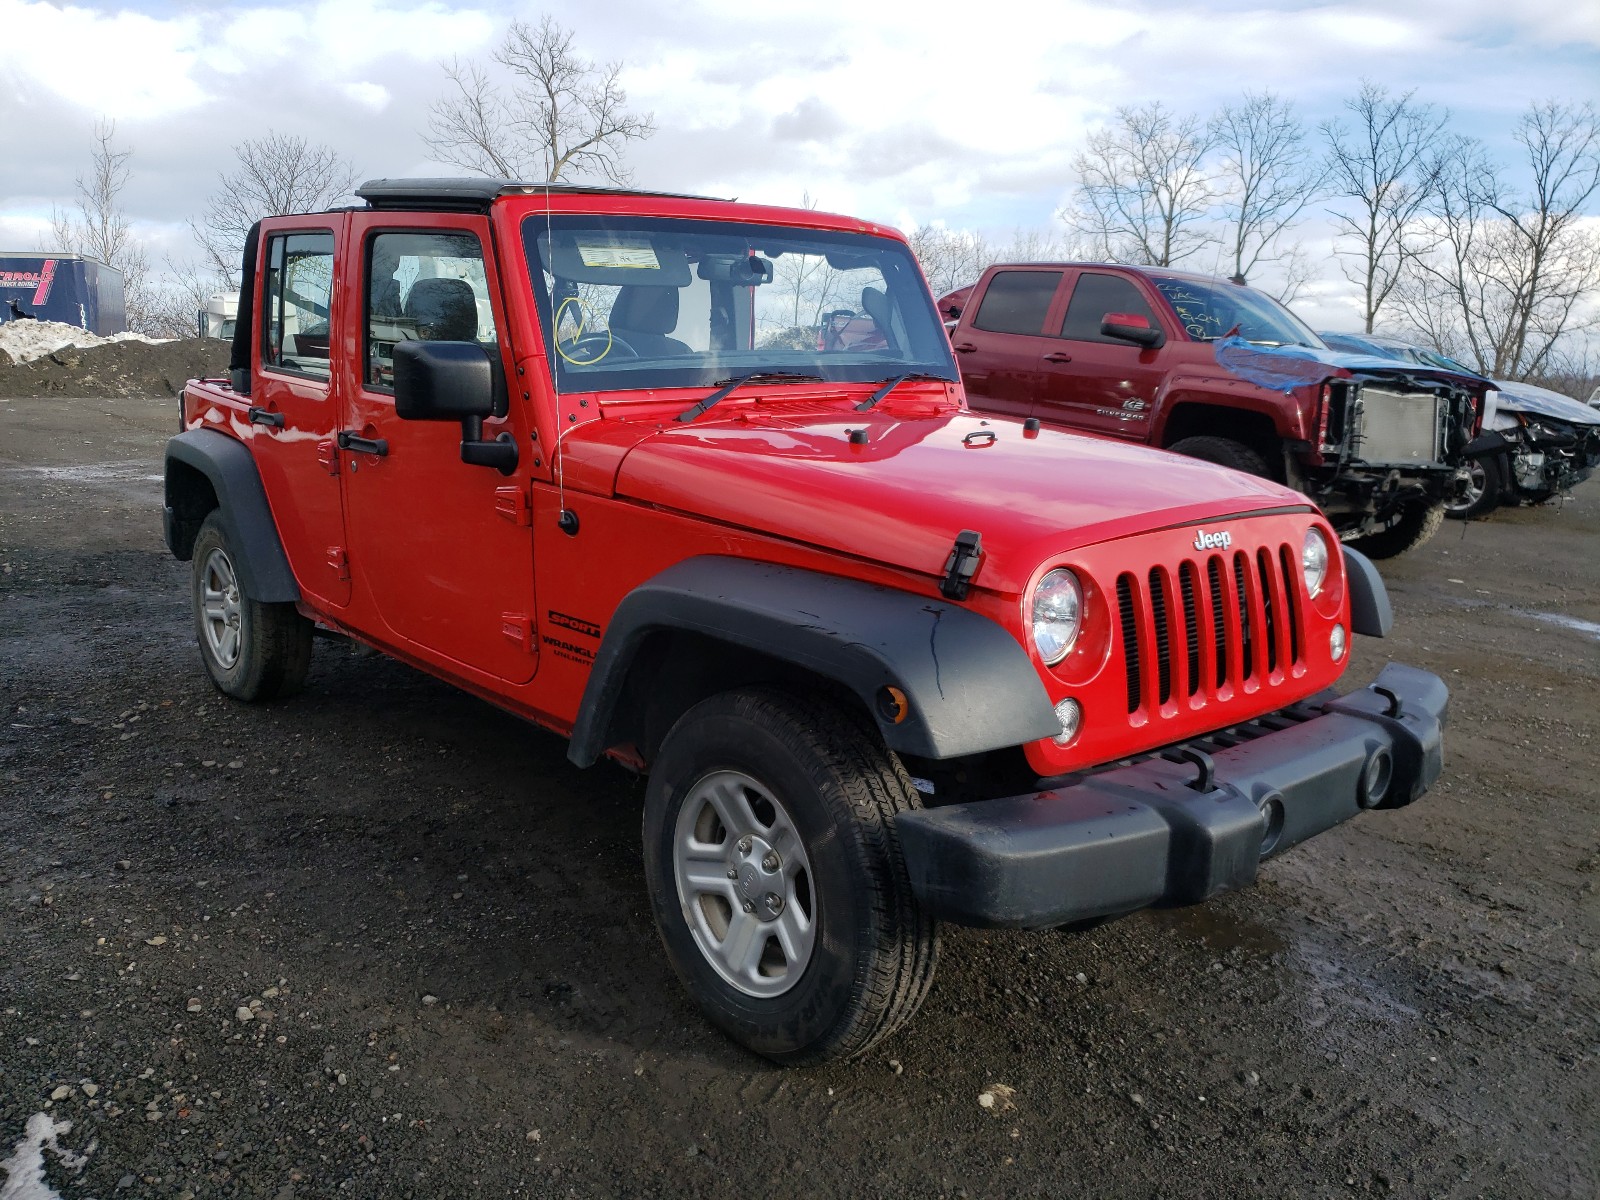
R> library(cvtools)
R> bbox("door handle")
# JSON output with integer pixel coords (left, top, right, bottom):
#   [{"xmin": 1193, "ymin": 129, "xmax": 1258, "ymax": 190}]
[
  {"xmin": 1044, "ymin": 352, "xmax": 1073, "ymax": 364},
  {"xmin": 248, "ymin": 406, "xmax": 284, "ymax": 428},
  {"xmin": 336, "ymin": 431, "xmax": 389, "ymax": 457},
  {"xmin": 953, "ymin": 342, "xmax": 977, "ymax": 353}
]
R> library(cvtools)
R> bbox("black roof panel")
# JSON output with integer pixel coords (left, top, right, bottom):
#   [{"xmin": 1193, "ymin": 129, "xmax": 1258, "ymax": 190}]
[{"xmin": 356, "ymin": 178, "xmax": 725, "ymax": 211}]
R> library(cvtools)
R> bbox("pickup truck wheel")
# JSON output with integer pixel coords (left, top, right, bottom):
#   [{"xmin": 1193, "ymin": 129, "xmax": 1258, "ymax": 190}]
[
  {"xmin": 642, "ymin": 688, "xmax": 938, "ymax": 1065},
  {"xmin": 1347, "ymin": 500, "xmax": 1445, "ymax": 560},
  {"xmin": 191, "ymin": 513, "xmax": 312, "ymax": 701},
  {"xmin": 1444, "ymin": 454, "xmax": 1501, "ymax": 520},
  {"xmin": 1167, "ymin": 435, "xmax": 1270, "ymax": 478}
]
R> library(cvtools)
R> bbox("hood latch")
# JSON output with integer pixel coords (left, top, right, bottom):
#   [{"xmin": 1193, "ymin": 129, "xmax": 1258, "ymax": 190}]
[{"xmin": 940, "ymin": 530, "xmax": 983, "ymax": 601}]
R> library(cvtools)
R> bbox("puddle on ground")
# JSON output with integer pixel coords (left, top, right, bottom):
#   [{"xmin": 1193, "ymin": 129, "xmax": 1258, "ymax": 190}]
[
  {"xmin": 1137, "ymin": 905, "xmax": 1288, "ymax": 956},
  {"xmin": 1522, "ymin": 610, "xmax": 1600, "ymax": 641},
  {"xmin": 1, "ymin": 461, "xmax": 159, "ymax": 484}
]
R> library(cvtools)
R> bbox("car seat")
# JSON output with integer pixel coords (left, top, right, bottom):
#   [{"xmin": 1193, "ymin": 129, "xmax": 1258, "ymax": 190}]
[
  {"xmin": 405, "ymin": 277, "xmax": 478, "ymax": 341},
  {"xmin": 608, "ymin": 286, "xmax": 691, "ymax": 356}
]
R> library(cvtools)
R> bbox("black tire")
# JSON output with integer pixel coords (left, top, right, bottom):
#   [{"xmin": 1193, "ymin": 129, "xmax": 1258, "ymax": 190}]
[
  {"xmin": 1444, "ymin": 453, "xmax": 1502, "ymax": 520},
  {"xmin": 191, "ymin": 512, "xmax": 312, "ymax": 701},
  {"xmin": 642, "ymin": 688, "xmax": 938, "ymax": 1066},
  {"xmin": 1167, "ymin": 435, "xmax": 1272, "ymax": 478},
  {"xmin": 1347, "ymin": 500, "xmax": 1445, "ymax": 560}
]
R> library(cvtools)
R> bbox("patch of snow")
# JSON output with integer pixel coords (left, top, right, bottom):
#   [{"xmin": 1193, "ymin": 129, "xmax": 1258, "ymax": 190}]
[
  {"xmin": 0, "ymin": 1112, "xmax": 79, "ymax": 1200},
  {"xmin": 0, "ymin": 319, "xmax": 167, "ymax": 364}
]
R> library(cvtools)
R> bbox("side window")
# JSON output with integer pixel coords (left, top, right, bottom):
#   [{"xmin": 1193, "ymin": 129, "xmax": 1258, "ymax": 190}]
[
  {"xmin": 1060, "ymin": 273, "xmax": 1161, "ymax": 342},
  {"xmin": 262, "ymin": 232, "xmax": 335, "ymax": 380},
  {"xmin": 970, "ymin": 271, "xmax": 1062, "ymax": 335},
  {"xmin": 365, "ymin": 230, "xmax": 497, "ymax": 390}
]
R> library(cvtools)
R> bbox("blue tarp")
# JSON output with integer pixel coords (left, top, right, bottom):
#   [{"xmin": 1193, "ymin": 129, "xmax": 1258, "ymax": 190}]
[{"xmin": 1214, "ymin": 336, "xmax": 1451, "ymax": 394}]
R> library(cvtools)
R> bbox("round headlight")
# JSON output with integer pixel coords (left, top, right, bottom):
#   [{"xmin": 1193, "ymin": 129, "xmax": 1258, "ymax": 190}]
[
  {"xmin": 1302, "ymin": 528, "xmax": 1330, "ymax": 598},
  {"xmin": 1032, "ymin": 569, "xmax": 1083, "ymax": 665}
]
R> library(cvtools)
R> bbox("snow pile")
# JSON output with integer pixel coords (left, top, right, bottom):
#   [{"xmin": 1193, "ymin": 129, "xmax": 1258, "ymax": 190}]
[
  {"xmin": 0, "ymin": 1112, "xmax": 87, "ymax": 1199},
  {"xmin": 0, "ymin": 319, "xmax": 166, "ymax": 364}
]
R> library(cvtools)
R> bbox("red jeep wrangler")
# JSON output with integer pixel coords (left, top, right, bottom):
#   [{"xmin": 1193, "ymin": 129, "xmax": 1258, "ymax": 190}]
[
  {"xmin": 942, "ymin": 265, "xmax": 1486, "ymax": 559},
  {"xmin": 163, "ymin": 180, "xmax": 1447, "ymax": 1064}
]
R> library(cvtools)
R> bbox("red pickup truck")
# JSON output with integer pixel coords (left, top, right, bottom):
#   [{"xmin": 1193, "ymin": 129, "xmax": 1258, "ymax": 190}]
[
  {"xmin": 941, "ymin": 265, "xmax": 1485, "ymax": 558},
  {"xmin": 163, "ymin": 181, "xmax": 1446, "ymax": 1063}
]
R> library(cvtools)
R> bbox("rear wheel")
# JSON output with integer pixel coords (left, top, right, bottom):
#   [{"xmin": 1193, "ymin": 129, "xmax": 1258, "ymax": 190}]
[
  {"xmin": 1167, "ymin": 435, "xmax": 1271, "ymax": 479},
  {"xmin": 191, "ymin": 512, "xmax": 312, "ymax": 701},
  {"xmin": 1347, "ymin": 500, "xmax": 1445, "ymax": 560},
  {"xmin": 1444, "ymin": 454, "xmax": 1501, "ymax": 520},
  {"xmin": 642, "ymin": 688, "xmax": 938, "ymax": 1065}
]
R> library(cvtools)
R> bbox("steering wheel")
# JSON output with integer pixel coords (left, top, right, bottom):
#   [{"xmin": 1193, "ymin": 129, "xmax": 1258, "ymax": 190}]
[{"xmin": 560, "ymin": 331, "xmax": 639, "ymax": 364}]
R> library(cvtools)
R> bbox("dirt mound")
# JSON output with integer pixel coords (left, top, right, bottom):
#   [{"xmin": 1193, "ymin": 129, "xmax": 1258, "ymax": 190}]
[{"xmin": 0, "ymin": 336, "xmax": 231, "ymax": 398}]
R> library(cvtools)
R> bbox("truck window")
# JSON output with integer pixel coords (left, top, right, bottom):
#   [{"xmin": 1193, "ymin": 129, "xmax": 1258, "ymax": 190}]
[
  {"xmin": 1059, "ymin": 273, "xmax": 1160, "ymax": 342},
  {"xmin": 262, "ymin": 233, "xmax": 334, "ymax": 381},
  {"xmin": 365, "ymin": 231, "xmax": 498, "ymax": 391},
  {"xmin": 523, "ymin": 216, "xmax": 956, "ymax": 394},
  {"xmin": 970, "ymin": 271, "xmax": 1062, "ymax": 335}
]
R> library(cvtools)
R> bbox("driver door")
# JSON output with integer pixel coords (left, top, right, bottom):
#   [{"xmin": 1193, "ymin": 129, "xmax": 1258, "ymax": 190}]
[
  {"xmin": 338, "ymin": 212, "xmax": 539, "ymax": 685},
  {"xmin": 1032, "ymin": 270, "xmax": 1166, "ymax": 441}
]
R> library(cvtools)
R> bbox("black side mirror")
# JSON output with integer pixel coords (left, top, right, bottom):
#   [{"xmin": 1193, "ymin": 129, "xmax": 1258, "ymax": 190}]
[
  {"xmin": 1101, "ymin": 312, "xmax": 1164, "ymax": 348},
  {"xmin": 394, "ymin": 341, "xmax": 517, "ymax": 474}
]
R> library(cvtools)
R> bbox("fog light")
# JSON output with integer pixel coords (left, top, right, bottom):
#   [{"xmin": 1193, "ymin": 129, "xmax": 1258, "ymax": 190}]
[
  {"xmin": 1359, "ymin": 748, "xmax": 1393, "ymax": 809},
  {"xmin": 1329, "ymin": 624, "xmax": 1347, "ymax": 661},
  {"xmin": 1052, "ymin": 698, "xmax": 1082, "ymax": 745}
]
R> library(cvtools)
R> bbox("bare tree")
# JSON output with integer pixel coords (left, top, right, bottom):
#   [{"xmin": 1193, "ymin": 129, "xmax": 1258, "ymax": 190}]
[
  {"xmin": 1321, "ymin": 83, "xmax": 1450, "ymax": 332},
  {"xmin": 139, "ymin": 256, "xmax": 232, "ymax": 341},
  {"xmin": 1061, "ymin": 102, "xmax": 1215, "ymax": 266},
  {"xmin": 1400, "ymin": 101, "xmax": 1600, "ymax": 380},
  {"xmin": 905, "ymin": 225, "xmax": 993, "ymax": 296},
  {"xmin": 192, "ymin": 132, "xmax": 358, "ymax": 285},
  {"xmin": 424, "ymin": 16, "xmax": 655, "ymax": 183},
  {"xmin": 1210, "ymin": 92, "xmax": 1322, "ymax": 284},
  {"xmin": 47, "ymin": 119, "xmax": 155, "ymax": 331}
]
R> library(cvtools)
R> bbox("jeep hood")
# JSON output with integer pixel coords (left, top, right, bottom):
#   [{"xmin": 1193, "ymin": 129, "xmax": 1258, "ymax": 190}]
[{"xmin": 612, "ymin": 408, "xmax": 1304, "ymax": 595}]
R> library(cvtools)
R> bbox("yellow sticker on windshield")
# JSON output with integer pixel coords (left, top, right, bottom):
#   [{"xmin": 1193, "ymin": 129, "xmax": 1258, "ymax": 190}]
[{"xmin": 577, "ymin": 244, "xmax": 660, "ymax": 270}]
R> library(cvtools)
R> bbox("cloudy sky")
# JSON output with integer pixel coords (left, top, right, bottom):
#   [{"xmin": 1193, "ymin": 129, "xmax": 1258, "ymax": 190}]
[{"xmin": 2, "ymin": 0, "xmax": 1597, "ymax": 328}]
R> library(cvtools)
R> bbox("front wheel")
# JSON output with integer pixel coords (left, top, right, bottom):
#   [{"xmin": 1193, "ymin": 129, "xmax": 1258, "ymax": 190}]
[
  {"xmin": 1166, "ymin": 435, "xmax": 1271, "ymax": 479},
  {"xmin": 1347, "ymin": 500, "xmax": 1445, "ymax": 560},
  {"xmin": 642, "ymin": 688, "xmax": 938, "ymax": 1065},
  {"xmin": 191, "ymin": 512, "xmax": 312, "ymax": 701},
  {"xmin": 1444, "ymin": 454, "xmax": 1501, "ymax": 520}
]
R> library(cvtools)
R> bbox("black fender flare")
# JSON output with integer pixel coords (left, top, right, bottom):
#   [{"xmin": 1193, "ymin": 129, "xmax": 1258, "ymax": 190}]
[
  {"xmin": 163, "ymin": 428, "xmax": 299, "ymax": 603},
  {"xmin": 567, "ymin": 556, "xmax": 1060, "ymax": 767},
  {"xmin": 1341, "ymin": 545, "xmax": 1391, "ymax": 638}
]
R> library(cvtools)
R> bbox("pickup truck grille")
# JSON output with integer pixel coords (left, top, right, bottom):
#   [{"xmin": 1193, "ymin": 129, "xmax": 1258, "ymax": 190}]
[
  {"xmin": 1116, "ymin": 546, "xmax": 1303, "ymax": 717},
  {"xmin": 1356, "ymin": 388, "xmax": 1445, "ymax": 466}
]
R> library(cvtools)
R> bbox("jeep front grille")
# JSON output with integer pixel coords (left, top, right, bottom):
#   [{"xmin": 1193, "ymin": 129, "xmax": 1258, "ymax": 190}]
[
  {"xmin": 1117, "ymin": 546, "xmax": 1303, "ymax": 718},
  {"xmin": 1356, "ymin": 387, "xmax": 1446, "ymax": 466}
]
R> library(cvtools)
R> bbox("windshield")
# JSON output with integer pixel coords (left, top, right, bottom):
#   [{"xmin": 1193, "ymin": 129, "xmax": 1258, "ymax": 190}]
[
  {"xmin": 522, "ymin": 215, "xmax": 956, "ymax": 394},
  {"xmin": 1150, "ymin": 276, "xmax": 1324, "ymax": 348}
]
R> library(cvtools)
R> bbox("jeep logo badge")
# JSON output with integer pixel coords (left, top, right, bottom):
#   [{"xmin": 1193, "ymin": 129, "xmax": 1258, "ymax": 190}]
[{"xmin": 1194, "ymin": 529, "xmax": 1232, "ymax": 551}]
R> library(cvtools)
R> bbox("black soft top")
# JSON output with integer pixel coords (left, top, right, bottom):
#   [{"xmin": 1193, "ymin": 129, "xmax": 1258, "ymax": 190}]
[{"xmin": 355, "ymin": 178, "xmax": 724, "ymax": 212}]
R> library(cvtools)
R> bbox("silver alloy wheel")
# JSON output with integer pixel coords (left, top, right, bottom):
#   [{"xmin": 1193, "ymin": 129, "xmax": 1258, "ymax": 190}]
[
  {"xmin": 1447, "ymin": 460, "xmax": 1487, "ymax": 514},
  {"xmin": 200, "ymin": 547, "xmax": 244, "ymax": 668},
  {"xmin": 672, "ymin": 770, "xmax": 816, "ymax": 999}
]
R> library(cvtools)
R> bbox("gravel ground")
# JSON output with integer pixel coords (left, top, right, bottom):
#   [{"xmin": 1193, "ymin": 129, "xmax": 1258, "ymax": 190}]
[{"xmin": 2, "ymin": 390, "xmax": 1596, "ymax": 1199}]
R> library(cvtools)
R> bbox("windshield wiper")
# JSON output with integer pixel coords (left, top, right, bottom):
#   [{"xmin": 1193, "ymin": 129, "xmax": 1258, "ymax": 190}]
[
  {"xmin": 676, "ymin": 372, "xmax": 823, "ymax": 423},
  {"xmin": 854, "ymin": 372, "xmax": 953, "ymax": 411}
]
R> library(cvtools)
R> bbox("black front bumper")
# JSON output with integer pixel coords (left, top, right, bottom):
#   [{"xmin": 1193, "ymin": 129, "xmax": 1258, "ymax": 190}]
[{"xmin": 895, "ymin": 663, "xmax": 1447, "ymax": 929}]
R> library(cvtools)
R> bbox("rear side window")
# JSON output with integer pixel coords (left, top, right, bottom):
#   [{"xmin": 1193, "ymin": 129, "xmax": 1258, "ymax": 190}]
[
  {"xmin": 971, "ymin": 271, "xmax": 1061, "ymax": 335},
  {"xmin": 365, "ymin": 230, "xmax": 497, "ymax": 391},
  {"xmin": 1060, "ymin": 273, "xmax": 1160, "ymax": 342},
  {"xmin": 261, "ymin": 232, "xmax": 334, "ymax": 380}
]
